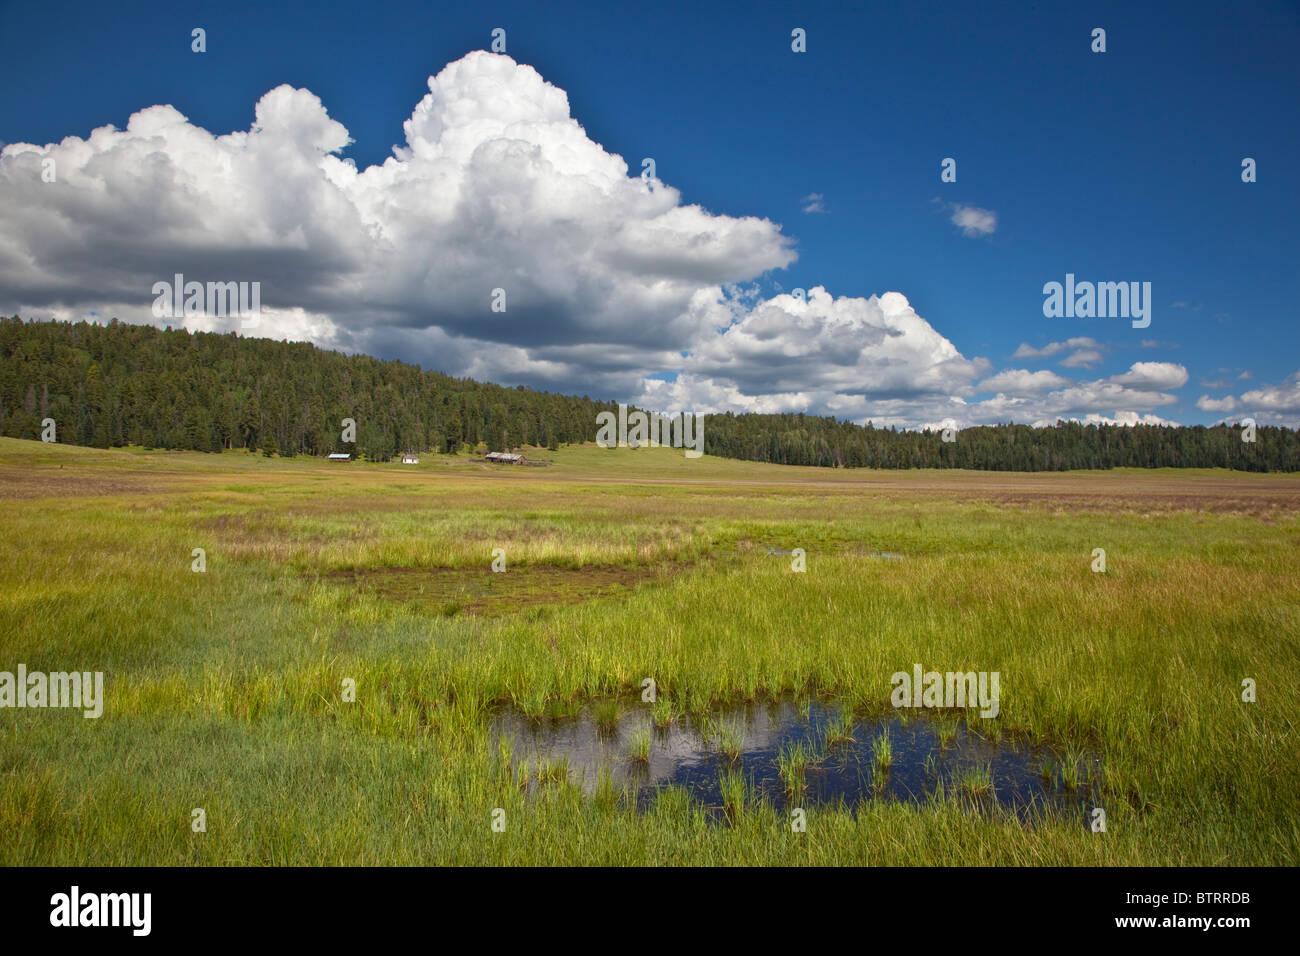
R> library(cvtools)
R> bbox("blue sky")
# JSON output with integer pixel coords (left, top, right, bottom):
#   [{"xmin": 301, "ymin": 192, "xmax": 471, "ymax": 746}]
[{"xmin": 1, "ymin": 0, "xmax": 1297, "ymax": 427}]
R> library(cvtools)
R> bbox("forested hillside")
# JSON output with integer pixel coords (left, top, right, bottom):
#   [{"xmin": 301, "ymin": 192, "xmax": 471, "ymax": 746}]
[{"xmin": 2, "ymin": 316, "xmax": 1296, "ymax": 470}]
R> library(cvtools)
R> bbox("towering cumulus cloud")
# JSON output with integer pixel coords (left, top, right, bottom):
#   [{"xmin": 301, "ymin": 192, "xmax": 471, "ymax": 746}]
[{"xmin": 0, "ymin": 52, "xmax": 792, "ymax": 359}]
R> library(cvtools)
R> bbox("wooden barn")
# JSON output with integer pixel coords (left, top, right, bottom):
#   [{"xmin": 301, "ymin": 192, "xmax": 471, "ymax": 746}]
[{"xmin": 484, "ymin": 452, "xmax": 526, "ymax": 464}]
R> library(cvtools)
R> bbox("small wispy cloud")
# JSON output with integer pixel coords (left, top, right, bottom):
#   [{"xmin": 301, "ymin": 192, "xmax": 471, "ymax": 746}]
[
  {"xmin": 1013, "ymin": 337, "xmax": 1100, "ymax": 359},
  {"xmin": 1060, "ymin": 349, "xmax": 1104, "ymax": 368},
  {"xmin": 948, "ymin": 202, "xmax": 997, "ymax": 237},
  {"xmin": 801, "ymin": 192, "xmax": 826, "ymax": 214}
]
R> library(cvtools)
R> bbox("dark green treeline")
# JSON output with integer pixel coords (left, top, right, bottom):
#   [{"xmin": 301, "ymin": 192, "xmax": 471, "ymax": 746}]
[{"xmin": 2, "ymin": 317, "xmax": 1295, "ymax": 470}]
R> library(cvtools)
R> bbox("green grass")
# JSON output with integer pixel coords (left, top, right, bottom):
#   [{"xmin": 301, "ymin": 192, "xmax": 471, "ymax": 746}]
[
  {"xmin": 935, "ymin": 716, "xmax": 959, "ymax": 748},
  {"xmin": 650, "ymin": 696, "xmax": 676, "ymax": 728},
  {"xmin": 1038, "ymin": 757, "xmax": 1057, "ymax": 789},
  {"xmin": 872, "ymin": 731, "xmax": 894, "ymax": 774},
  {"xmin": 1062, "ymin": 747, "xmax": 1086, "ymax": 792},
  {"xmin": 592, "ymin": 699, "xmax": 621, "ymax": 734},
  {"xmin": 955, "ymin": 764, "xmax": 995, "ymax": 797},
  {"xmin": 628, "ymin": 727, "xmax": 651, "ymax": 763},
  {"xmin": 777, "ymin": 741, "xmax": 813, "ymax": 795},
  {"xmin": 715, "ymin": 722, "xmax": 745, "ymax": 762},
  {"xmin": 823, "ymin": 707, "xmax": 856, "ymax": 748},
  {"xmin": 1, "ymin": 437, "xmax": 1298, "ymax": 864},
  {"xmin": 719, "ymin": 769, "xmax": 748, "ymax": 825}
]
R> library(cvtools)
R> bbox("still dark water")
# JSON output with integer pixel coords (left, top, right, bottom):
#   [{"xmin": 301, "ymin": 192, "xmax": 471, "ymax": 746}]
[{"xmin": 493, "ymin": 697, "xmax": 1101, "ymax": 824}]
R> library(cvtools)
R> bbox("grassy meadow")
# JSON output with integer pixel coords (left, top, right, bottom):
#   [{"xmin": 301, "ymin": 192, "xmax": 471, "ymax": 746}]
[{"xmin": 1, "ymin": 436, "xmax": 1298, "ymax": 865}]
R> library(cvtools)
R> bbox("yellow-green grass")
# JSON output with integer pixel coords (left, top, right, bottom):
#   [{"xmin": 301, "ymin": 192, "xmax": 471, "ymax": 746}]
[{"xmin": 1, "ymin": 437, "xmax": 1298, "ymax": 865}]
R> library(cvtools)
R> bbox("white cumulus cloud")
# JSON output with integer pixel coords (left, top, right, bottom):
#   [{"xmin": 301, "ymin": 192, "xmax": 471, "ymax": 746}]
[
  {"xmin": 977, "ymin": 369, "xmax": 1071, "ymax": 393},
  {"xmin": 1109, "ymin": 362, "xmax": 1189, "ymax": 390},
  {"xmin": 1196, "ymin": 395, "xmax": 1238, "ymax": 412}
]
